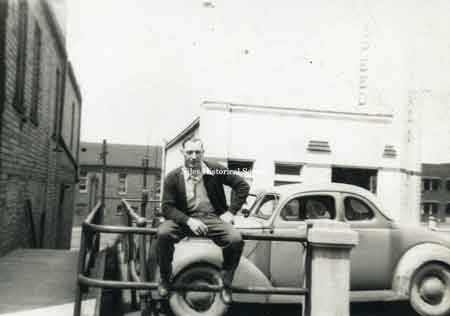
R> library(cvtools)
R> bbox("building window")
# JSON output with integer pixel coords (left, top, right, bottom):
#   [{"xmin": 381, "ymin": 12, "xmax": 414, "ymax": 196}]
[
  {"xmin": 116, "ymin": 204, "xmax": 123, "ymax": 215},
  {"xmin": 275, "ymin": 163, "xmax": 302, "ymax": 175},
  {"xmin": 53, "ymin": 69, "xmax": 62, "ymax": 137},
  {"xmin": 118, "ymin": 173, "xmax": 127, "ymax": 194},
  {"xmin": 446, "ymin": 180, "xmax": 450, "ymax": 191},
  {"xmin": 228, "ymin": 160, "xmax": 253, "ymax": 173},
  {"xmin": 30, "ymin": 23, "xmax": 41, "ymax": 125},
  {"xmin": 422, "ymin": 178, "xmax": 441, "ymax": 192},
  {"xmin": 228, "ymin": 160, "xmax": 253, "ymax": 183},
  {"xmin": 13, "ymin": 0, "xmax": 29, "ymax": 114},
  {"xmin": 79, "ymin": 169, "xmax": 88, "ymax": 193},
  {"xmin": 446, "ymin": 203, "xmax": 450, "ymax": 223},
  {"xmin": 274, "ymin": 180, "xmax": 301, "ymax": 186},
  {"xmin": 332, "ymin": 167, "xmax": 378, "ymax": 194},
  {"xmin": 421, "ymin": 202, "xmax": 439, "ymax": 222},
  {"xmin": 70, "ymin": 102, "xmax": 75, "ymax": 150}
]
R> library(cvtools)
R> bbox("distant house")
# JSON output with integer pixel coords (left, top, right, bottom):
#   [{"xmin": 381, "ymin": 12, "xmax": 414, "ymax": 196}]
[
  {"xmin": 74, "ymin": 142, "xmax": 162, "ymax": 226},
  {"xmin": 421, "ymin": 164, "xmax": 450, "ymax": 223},
  {"xmin": 0, "ymin": 0, "xmax": 82, "ymax": 255}
]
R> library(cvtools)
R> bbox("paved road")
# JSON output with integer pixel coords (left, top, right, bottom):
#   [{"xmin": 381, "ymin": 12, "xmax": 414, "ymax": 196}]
[
  {"xmin": 0, "ymin": 249, "xmax": 96, "ymax": 316},
  {"xmin": 122, "ymin": 301, "xmax": 419, "ymax": 316}
]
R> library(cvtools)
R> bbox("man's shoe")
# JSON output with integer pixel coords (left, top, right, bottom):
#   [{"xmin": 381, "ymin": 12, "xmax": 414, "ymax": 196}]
[
  {"xmin": 221, "ymin": 286, "xmax": 232, "ymax": 304},
  {"xmin": 220, "ymin": 270, "xmax": 233, "ymax": 304},
  {"xmin": 158, "ymin": 280, "xmax": 170, "ymax": 299}
]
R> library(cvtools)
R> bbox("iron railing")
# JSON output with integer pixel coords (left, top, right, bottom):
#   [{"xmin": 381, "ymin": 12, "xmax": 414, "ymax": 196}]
[{"xmin": 73, "ymin": 200, "xmax": 312, "ymax": 316}]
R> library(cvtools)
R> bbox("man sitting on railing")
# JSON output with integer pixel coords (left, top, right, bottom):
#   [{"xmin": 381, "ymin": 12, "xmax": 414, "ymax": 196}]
[{"xmin": 156, "ymin": 136, "xmax": 250, "ymax": 304}]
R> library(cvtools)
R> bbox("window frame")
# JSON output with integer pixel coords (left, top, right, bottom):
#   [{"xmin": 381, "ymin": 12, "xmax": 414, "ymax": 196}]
[
  {"xmin": 118, "ymin": 173, "xmax": 128, "ymax": 195},
  {"xmin": 274, "ymin": 163, "xmax": 302, "ymax": 176},
  {"xmin": 421, "ymin": 201, "xmax": 439, "ymax": 215},
  {"xmin": 279, "ymin": 194, "xmax": 337, "ymax": 222},
  {"xmin": 343, "ymin": 196, "xmax": 376, "ymax": 222},
  {"xmin": 13, "ymin": 0, "xmax": 29, "ymax": 115},
  {"xmin": 30, "ymin": 22, "xmax": 41, "ymax": 125},
  {"xmin": 227, "ymin": 159, "xmax": 254, "ymax": 183},
  {"xmin": 78, "ymin": 176, "xmax": 88, "ymax": 193},
  {"xmin": 52, "ymin": 69, "xmax": 62, "ymax": 138},
  {"xmin": 251, "ymin": 193, "xmax": 279, "ymax": 220},
  {"xmin": 274, "ymin": 180, "xmax": 301, "ymax": 186},
  {"xmin": 422, "ymin": 177, "xmax": 442, "ymax": 192}
]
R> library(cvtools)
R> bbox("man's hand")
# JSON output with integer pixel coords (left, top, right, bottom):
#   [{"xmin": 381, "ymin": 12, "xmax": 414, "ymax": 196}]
[
  {"xmin": 186, "ymin": 218, "xmax": 208, "ymax": 236},
  {"xmin": 220, "ymin": 211, "xmax": 235, "ymax": 225}
]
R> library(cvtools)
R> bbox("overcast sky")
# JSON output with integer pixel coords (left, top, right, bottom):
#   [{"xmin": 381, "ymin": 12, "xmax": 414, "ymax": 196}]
[
  {"xmin": 66, "ymin": 1, "xmax": 450, "ymax": 162},
  {"xmin": 66, "ymin": 0, "xmax": 366, "ymax": 145}
]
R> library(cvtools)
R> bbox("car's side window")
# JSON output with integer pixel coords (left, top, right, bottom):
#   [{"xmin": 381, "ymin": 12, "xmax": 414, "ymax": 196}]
[
  {"xmin": 280, "ymin": 199, "xmax": 300, "ymax": 221},
  {"xmin": 344, "ymin": 197, "xmax": 374, "ymax": 221},
  {"xmin": 281, "ymin": 195, "xmax": 336, "ymax": 221}
]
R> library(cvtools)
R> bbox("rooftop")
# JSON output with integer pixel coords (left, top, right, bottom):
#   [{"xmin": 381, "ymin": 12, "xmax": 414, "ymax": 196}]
[{"xmin": 79, "ymin": 142, "xmax": 162, "ymax": 168}]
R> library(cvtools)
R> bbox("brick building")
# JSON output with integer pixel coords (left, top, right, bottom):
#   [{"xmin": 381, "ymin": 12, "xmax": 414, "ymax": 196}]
[
  {"xmin": 74, "ymin": 142, "xmax": 162, "ymax": 226},
  {"xmin": 0, "ymin": 0, "xmax": 82, "ymax": 255},
  {"xmin": 421, "ymin": 164, "xmax": 450, "ymax": 223}
]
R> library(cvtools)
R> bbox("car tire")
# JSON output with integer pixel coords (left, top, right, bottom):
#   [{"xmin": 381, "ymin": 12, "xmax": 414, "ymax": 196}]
[
  {"xmin": 410, "ymin": 262, "xmax": 450, "ymax": 316},
  {"xmin": 169, "ymin": 264, "xmax": 229, "ymax": 316}
]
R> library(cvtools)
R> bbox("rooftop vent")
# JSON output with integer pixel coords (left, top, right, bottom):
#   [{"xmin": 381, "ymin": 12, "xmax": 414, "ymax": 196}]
[
  {"xmin": 307, "ymin": 140, "xmax": 331, "ymax": 153},
  {"xmin": 383, "ymin": 145, "xmax": 397, "ymax": 158}
]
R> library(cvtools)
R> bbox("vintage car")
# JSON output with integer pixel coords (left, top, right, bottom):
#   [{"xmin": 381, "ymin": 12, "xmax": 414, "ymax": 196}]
[{"xmin": 162, "ymin": 183, "xmax": 450, "ymax": 316}]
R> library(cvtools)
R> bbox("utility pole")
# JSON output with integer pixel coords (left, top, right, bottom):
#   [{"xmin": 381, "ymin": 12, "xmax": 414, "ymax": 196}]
[
  {"xmin": 141, "ymin": 147, "xmax": 149, "ymax": 218},
  {"xmin": 100, "ymin": 139, "xmax": 108, "ymax": 221}
]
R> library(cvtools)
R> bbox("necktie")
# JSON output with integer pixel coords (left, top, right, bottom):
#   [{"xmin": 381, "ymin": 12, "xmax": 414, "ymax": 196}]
[{"xmin": 187, "ymin": 174, "xmax": 201, "ymax": 206}]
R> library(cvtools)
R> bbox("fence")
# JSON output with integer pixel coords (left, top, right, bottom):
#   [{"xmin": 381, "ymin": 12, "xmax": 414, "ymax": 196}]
[{"xmin": 73, "ymin": 199, "xmax": 357, "ymax": 316}]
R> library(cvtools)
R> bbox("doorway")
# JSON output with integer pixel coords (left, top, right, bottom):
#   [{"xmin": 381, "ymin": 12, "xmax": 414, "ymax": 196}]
[{"xmin": 332, "ymin": 167, "xmax": 378, "ymax": 194}]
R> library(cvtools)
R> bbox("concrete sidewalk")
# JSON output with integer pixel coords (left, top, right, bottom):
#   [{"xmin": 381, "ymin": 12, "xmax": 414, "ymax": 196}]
[
  {"xmin": 0, "ymin": 249, "xmax": 93, "ymax": 315},
  {"xmin": 0, "ymin": 300, "xmax": 96, "ymax": 316}
]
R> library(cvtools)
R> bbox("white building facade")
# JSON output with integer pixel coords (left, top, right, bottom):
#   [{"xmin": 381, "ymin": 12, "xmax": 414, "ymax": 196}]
[{"xmin": 165, "ymin": 101, "xmax": 421, "ymax": 225}]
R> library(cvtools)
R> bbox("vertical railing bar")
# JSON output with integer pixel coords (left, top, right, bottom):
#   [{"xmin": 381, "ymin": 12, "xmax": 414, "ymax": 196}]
[
  {"xmin": 128, "ymin": 213, "xmax": 138, "ymax": 309},
  {"xmin": 304, "ymin": 225, "xmax": 312, "ymax": 316},
  {"xmin": 73, "ymin": 226, "xmax": 87, "ymax": 316}
]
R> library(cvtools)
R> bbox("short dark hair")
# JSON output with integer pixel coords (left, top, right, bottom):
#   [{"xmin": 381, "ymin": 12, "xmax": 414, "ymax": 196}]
[{"xmin": 182, "ymin": 135, "xmax": 204, "ymax": 149}]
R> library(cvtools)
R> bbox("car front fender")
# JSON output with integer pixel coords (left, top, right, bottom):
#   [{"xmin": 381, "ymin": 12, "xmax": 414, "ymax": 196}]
[
  {"xmin": 392, "ymin": 243, "xmax": 450, "ymax": 298},
  {"xmin": 172, "ymin": 239, "xmax": 272, "ymax": 303}
]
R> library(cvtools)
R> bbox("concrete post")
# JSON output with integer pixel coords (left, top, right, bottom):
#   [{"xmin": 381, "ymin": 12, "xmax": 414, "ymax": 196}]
[{"xmin": 307, "ymin": 220, "xmax": 358, "ymax": 316}]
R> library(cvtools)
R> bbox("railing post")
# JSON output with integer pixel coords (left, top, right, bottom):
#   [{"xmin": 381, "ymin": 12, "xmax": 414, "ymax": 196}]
[{"xmin": 306, "ymin": 220, "xmax": 358, "ymax": 316}]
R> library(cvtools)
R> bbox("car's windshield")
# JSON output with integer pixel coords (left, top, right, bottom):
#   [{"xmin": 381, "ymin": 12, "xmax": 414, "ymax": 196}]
[
  {"xmin": 251, "ymin": 193, "xmax": 280, "ymax": 220},
  {"xmin": 243, "ymin": 193, "xmax": 258, "ymax": 211}
]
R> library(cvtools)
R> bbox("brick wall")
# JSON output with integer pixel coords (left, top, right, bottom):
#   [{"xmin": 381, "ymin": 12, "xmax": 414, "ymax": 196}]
[{"xmin": 0, "ymin": 0, "xmax": 81, "ymax": 255}]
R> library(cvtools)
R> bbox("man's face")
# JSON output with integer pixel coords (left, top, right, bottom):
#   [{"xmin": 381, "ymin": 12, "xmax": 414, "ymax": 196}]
[{"xmin": 182, "ymin": 140, "xmax": 204, "ymax": 170}]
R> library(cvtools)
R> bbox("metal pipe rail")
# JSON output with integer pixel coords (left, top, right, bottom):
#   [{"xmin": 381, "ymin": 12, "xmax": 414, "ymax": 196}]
[
  {"xmin": 82, "ymin": 222, "xmax": 308, "ymax": 242},
  {"xmin": 121, "ymin": 199, "xmax": 147, "ymax": 227},
  {"xmin": 78, "ymin": 274, "xmax": 308, "ymax": 295},
  {"xmin": 74, "ymin": 199, "xmax": 312, "ymax": 316}
]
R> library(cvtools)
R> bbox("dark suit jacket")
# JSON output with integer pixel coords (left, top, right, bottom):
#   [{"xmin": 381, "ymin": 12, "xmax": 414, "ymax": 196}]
[{"xmin": 161, "ymin": 160, "xmax": 250, "ymax": 224}]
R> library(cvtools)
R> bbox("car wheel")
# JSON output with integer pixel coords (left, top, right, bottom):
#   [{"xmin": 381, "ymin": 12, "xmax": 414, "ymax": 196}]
[
  {"xmin": 169, "ymin": 264, "xmax": 229, "ymax": 316},
  {"xmin": 410, "ymin": 262, "xmax": 450, "ymax": 316}
]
